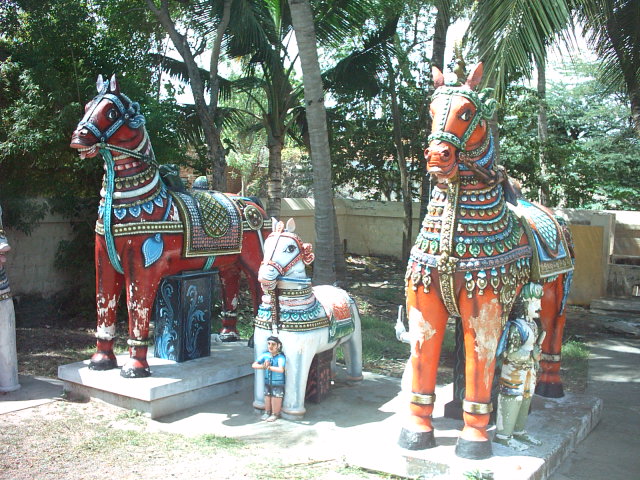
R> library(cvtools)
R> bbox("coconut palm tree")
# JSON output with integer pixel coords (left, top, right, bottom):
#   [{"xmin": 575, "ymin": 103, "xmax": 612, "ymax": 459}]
[{"xmin": 468, "ymin": 0, "xmax": 639, "ymax": 136}]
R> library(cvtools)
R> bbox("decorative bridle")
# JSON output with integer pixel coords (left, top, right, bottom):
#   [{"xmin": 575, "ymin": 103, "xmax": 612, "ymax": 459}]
[
  {"xmin": 428, "ymin": 84, "xmax": 501, "ymax": 318},
  {"xmin": 260, "ymin": 221, "xmax": 315, "ymax": 334},
  {"xmin": 428, "ymin": 86, "xmax": 496, "ymax": 151},
  {"xmin": 428, "ymin": 85, "xmax": 504, "ymax": 187},
  {"xmin": 79, "ymin": 77, "xmax": 157, "ymax": 274},
  {"xmin": 261, "ymin": 222, "xmax": 315, "ymax": 280}
]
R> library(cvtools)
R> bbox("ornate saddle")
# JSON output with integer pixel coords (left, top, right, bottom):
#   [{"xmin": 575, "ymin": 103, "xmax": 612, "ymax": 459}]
[
  {"xmin": 508, "ymin": 199, "xmax": 574, "ymax": 280},
  {"xmin": 171, "ymin": 189, "xmax": 243, "ymax": 257},
  {"xmin": 314, "ymin": 285, "xmax": 355, "ymax": 343}
]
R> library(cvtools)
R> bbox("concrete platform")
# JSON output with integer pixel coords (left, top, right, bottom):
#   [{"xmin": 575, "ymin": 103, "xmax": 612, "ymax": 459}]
[
  {"xmin": 346, "ymin": 389, "xmax": 602, "ymax": 480},
  {"xmin": 58, "ymin": 341, "xmax": 254, "ymax": 419},
  {"xmin": 147, "ymin": 367, "xmax": 601, "ymax": 480}
]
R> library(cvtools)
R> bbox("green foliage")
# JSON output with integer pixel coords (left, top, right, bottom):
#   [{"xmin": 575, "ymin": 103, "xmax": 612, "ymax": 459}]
[
  {"xmin": 463, "ymin": 470, "xmax": 494, "ymax": 480},
  {"xmin": 499, "ymin": 60, "xmax": 640, "ymax": 209},
  {"xmin": 0, "ymin": 0, "xmax": 184, "ymax": 210}
]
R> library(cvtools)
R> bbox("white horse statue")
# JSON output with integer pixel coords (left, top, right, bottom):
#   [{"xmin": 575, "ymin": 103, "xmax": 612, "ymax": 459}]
[{"xmin": 253, "ymin": 218, "xmax": 363, "ymax": 418}]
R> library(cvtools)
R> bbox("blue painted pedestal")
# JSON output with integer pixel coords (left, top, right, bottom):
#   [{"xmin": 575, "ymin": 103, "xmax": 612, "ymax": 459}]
[{"xmin": 154, "ymin": 270, "xmax": 219, "ymax": 362}]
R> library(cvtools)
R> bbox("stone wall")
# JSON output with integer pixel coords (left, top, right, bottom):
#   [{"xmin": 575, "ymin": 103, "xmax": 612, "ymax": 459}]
[
  {"xmin": 4, "ymin": 211, "xmax": 77, "ymax": 298},
  {"xmin": 4, "ymin": 198, "xmax": 637, "ymax": 306}
]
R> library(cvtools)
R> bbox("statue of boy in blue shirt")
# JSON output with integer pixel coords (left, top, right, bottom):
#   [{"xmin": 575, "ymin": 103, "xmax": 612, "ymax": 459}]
[{"xmin": 252, "ymin": 336, "xmax": 286, "ymax": 422}]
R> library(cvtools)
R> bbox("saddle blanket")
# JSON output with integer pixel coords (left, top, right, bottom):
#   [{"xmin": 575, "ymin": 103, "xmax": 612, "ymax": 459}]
[
  {"xmin": 171, "ymin": 190, "xmax": 243, "ymax": 257},
  {"xmin": 509, "ymin": 199, "xmax": 574, "ymax": 279},
  {"xmin": 314, "ymin": 285, "xmax": 355, "ymax": 343}
]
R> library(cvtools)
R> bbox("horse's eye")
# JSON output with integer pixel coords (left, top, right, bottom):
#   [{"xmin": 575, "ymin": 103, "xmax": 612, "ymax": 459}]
[
  {"xmin": 285, "ymin": 245, "xmax": 296, "ymax": 253},
  {"xmin": 459, "ymin": 109, "xmax": 472, "ymax": 122},
  {"xmin": 106, "ymin": 108, "xmax": 119, "ymax": 121}
]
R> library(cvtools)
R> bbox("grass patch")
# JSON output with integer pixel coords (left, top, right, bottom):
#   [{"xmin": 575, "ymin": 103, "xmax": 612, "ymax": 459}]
[{"xmin": 560, "ymin": 337, "xmax": 590, "ymax": 393}]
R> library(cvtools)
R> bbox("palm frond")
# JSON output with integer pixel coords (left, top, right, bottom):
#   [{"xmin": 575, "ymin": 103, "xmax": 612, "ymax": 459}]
[
  {"xmin": 151, "ymin": 53, "xmax": 232, "ymax": 101},
  {"xmin": 574, "ymin": 0, "xmax": 640, "ymax": 94},
  {"xmin": 467, "ymin": 0, "xmax": 572, "ymax": 100},
  {"xmin": 323, "ymin": 16, "xmax": 399, "ymax": 98}
]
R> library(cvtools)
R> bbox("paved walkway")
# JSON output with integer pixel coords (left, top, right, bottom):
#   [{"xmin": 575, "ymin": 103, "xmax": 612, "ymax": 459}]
[{"xmin": 550, "ymin": 337, "xmax": 640, "ymax": 480}]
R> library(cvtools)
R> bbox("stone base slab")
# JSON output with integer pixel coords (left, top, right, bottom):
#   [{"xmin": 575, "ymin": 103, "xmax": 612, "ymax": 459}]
[
  {"xmin": 58, "ymin": 341, "xmax": 254, "ymax": 419},
  {"xmin": 347, "ymin": 389, "xmax": 603, "ymax": 480}
]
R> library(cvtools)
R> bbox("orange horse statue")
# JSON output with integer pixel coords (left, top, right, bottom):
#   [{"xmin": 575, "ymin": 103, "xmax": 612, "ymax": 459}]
[
  {"xmin": 70, "ymin": 75, "xmax": 269, "ymax": 378},
  {"xmin": 399, "ymin": 63, "xmax": 574, "ymax": 459}
]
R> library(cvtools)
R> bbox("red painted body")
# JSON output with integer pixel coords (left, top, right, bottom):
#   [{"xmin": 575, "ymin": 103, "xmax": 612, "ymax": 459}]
[
  {"xmin": 400, "ymin": 64, "xmax": 573, "ymax": 458},
  {"xmin": 70, "ymin": 76, "xmax": 267, "ymax": 377}
]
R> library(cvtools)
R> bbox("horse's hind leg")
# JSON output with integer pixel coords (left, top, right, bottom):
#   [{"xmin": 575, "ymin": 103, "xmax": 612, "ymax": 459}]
[
  {"xmin": 536, "ymin": 275, "xmax": 569, "ymax": 398},
  {"xmin": 218, "ymin": 264, "xmax": 241, "ymax": 341},
  {"xmin": 398, "ymin": 283, "xmax": 449, "ymax": 450},
  {"xmin": 343, "ymin": 300, "xmax": 363, "ymax": 380}
]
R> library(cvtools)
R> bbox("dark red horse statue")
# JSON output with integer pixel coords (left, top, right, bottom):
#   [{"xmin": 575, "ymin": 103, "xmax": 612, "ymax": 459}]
[
  {"xmin": 70, "ymin": 75, "xmax": 269, "ymax": 378},
  {"xmin": 400, "ymin": 63, "xmax": 574, "ymax": 459}
]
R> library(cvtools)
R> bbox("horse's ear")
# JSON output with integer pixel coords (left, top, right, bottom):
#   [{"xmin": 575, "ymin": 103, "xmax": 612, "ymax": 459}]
[
  {"xmin": 271, "ymin": 217, "xmax": 279, "ymax": 232},
  {"xmin": 96, "ymin": 75, "xmax": 104, "ymax": 93},
  {"xmin": 301, "ymin": 243, "xmax": 315, "ymax": 265},
  {"xmin": 432, "ymin": 66, "xmax": 445, "ymax": 88},
  {"xmin": 465, "ymin": 63, "xmax": 484, "ymax": 90},
  {"xmin": 286, "ymin": 218, "xmax": 296, "ymax": 233},
  {"xmin": 109, "ymin": 74, "xmax": 120, "ymax": 94}
]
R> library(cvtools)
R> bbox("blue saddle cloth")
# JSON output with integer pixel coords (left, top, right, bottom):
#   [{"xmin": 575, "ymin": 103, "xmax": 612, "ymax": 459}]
[{"xmin": 510, "ymin": 199, "xmax": 574, "ymax": 279}]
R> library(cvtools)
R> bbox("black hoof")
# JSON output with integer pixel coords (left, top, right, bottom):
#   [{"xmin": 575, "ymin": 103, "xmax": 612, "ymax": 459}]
[
  {"xmin": 455, "ymin": 438, "xmax": 493, "ymax": 460},
  {"xmin": 219, "ymin": 332, "xmax": 240, "ymax": 342},
  {"xmin": 398, "ymin": 428, "xmax": 436, "ymax": 450},
  {"xmin": 120, "ymin": 366, "xmax": 151, "ymax": 378},
  {"xmin": 535, "ymin": 382, "xmax": 564, "ymax": 398},
  {"xmin": 88, "ymin": 356, "xmax": 118, "ymax": 371}
]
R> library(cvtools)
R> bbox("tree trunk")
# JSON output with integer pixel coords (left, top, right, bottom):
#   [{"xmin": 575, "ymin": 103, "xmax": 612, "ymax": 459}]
[
  {"xmin": 536, "ymin": 56, "xmax": 549, "ymax": 205},
  {"xmin": 431, "ymin": 3, "xmax": 450, "ymax": 72},
  {"xmin": 631, "ymin": 89, "xmax": 640, "ymax": 138},
  {"xmin": 388, "ymin": 65, "xmax": 412, "ymax": 262},
  {"xmin": 421, "ymin": 3, "xmax": 450, "ymax": 222},
  {"xmin": 145, "ymin": 0, "xmax": 229, "ymax": 191},
  {"xmin": 288, "ymin": 0, "xmax": 337, "ymax": 285},
  {"xmin": 266, "ymin": 136, "xmax": 283, "ymax": 219}
]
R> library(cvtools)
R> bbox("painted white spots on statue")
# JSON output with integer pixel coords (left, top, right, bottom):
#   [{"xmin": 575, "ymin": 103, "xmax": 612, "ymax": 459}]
[
  {"xmin": 231, "ymin": 295, "xmax": 238, "ymax": 309},
  {"xmin": 408, "ymin": 306, "xmax": 436, "ymax": 356},
  {"xmin": 468, "ymin": 298, "xmax": 502, "ymax": 389},
  {"xmin": 96, "ymin": 294, "xmax": 118, "ymax": 322},
  {"xmin": 96, "ymin": 323, "xmax": 116, "ymax": 340}
]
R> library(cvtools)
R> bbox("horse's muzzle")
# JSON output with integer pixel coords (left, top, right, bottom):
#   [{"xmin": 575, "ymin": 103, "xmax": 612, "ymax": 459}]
[
  {"xmin": 426, "ymin": 143, "xmax": 458, "ymax": 179},
  {"xmin": 70, "ymin": 129, "xmax": 99, "ymax": 159}
]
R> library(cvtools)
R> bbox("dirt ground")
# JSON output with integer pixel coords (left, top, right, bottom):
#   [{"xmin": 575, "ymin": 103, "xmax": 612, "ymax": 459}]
[{"xmin": 2, "ymin": 255, "xmax": 614, "ymax": 479}]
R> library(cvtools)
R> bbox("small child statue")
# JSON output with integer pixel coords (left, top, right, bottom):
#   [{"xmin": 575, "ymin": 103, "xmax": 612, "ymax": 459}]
[
  {"xmin": 252, "ymin": 336, "xmax": 286, "ymax": 422},
  {"xmin": 495, "ymin": 282, "xmax": 546, "ymax": 450}
]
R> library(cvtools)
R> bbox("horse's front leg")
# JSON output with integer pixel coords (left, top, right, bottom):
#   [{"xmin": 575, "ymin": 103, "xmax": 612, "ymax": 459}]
[
  {"xmin": 120, "ymin": 263, "xmax": 159, "ymax": 378},
  {"xmin": 398, "ymin": 280, "xmax": 449, "ymax": 450},
  {"xmin": 282, "ymin": 332, "xmax": 315, "ymax": 418},
  {"xmin": 536, "ymin": 275, "xmax": 567, "ymax": 398},
  {"xmin": 218, "ymin": 264, "xmax": 241, "ymax": 341},
  {"xmin": 90, "ymin": 237, "xmax": 123, "ymax": 371},
  {"xmin": 457, "ymin": 292, "xmax": 505, "ymax": 459}
]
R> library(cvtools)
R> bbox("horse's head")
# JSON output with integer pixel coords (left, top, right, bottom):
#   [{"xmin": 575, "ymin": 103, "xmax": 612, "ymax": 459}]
[
  {"xmin": 259, "ymin": 218, "xmax": 314, "ymax": 290},
  {"xmin": 0, "ymin": 205, "xmax": 10, "ymax": 266},
  {"xmin": 426, "ymin": 63, "xmax": 496, "ymax": 182},
  {"xmin": 70, "ymin": 74, "xmax": 149, "ymax": 161}
]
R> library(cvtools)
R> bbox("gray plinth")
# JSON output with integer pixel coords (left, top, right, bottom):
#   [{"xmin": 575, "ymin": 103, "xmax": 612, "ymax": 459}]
[
  {"xmin": 347, "ymin": 390, "xmax": 603, "ymax": 480},
  {"xmin": 58, "ymin": 341, "xmax": 253, "ymax": 419}
]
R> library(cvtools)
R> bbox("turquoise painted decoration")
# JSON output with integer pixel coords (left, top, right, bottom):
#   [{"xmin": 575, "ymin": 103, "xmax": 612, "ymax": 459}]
[{"xmin": 142, "ymin": 233, "xmax": 164, "ymax": 268}]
